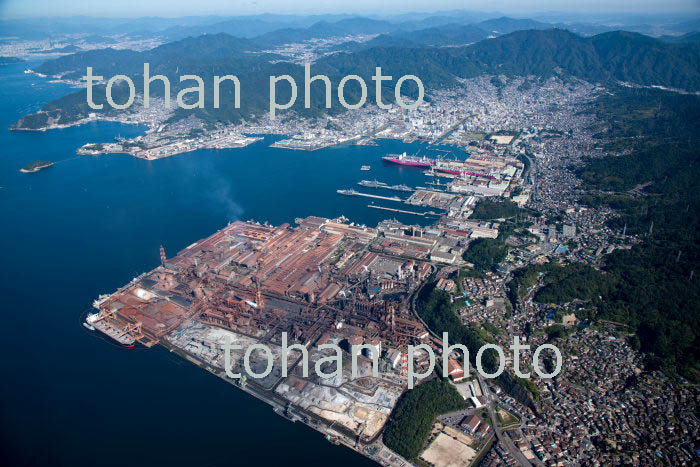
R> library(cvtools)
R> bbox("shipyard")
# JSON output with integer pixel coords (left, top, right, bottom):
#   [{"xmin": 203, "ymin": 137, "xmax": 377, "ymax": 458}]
[
  {"xmin": 85, "ymin": 214, "xmax": 452, "ymax": 463},
  {"xmin": 82, "ymin": 129, "xmax": 536, "ymax": 465}
]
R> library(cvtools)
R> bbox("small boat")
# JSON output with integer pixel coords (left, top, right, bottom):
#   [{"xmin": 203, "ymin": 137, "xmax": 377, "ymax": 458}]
[
  {"xmin": 360, "ymin": 165, "xmax": 371, "ymax": 171},
  {"xmin": 83, "ymin": 322, "xmax": 95, "ymax": 331}
]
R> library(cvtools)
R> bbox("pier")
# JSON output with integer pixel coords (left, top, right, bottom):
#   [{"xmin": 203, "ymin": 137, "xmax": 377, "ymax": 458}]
[
  {"xmin": 367, "ymin": 204, "xmax": 442, "ymax": 217},
  {"xmin": 337, "ymin": 189, "xmax": 403, "ymax": 202}
]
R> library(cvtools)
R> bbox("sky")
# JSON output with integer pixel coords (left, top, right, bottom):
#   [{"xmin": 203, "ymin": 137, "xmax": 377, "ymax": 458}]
[{"xmin": 0, "ymin": 0, "xmax": 698, "ymax": 18}]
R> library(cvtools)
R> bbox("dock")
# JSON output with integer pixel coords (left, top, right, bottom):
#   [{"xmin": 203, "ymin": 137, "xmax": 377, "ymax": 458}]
[
  {"xmin": 337, "ymin": 189, "xmax": 403, "ymax": 202},
  {"xmin": 367, "ymin": 204, "xmax": 442, "ymax": 217}
]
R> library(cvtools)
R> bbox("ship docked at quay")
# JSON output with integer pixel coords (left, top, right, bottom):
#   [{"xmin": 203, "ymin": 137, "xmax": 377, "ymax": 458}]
[
  {"xmin": 382, "ymin": 152, "xmax": 495, "ymax": 179},
  {"xmin": 358, "ymin": 180, "xmax": 414, "ymax": 192},
  {"xmin": 382, "ymin": 152, "xmax": 434, "ymax": 168}
]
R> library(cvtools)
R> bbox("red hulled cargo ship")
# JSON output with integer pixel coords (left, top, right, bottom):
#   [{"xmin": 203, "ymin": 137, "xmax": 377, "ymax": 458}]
[
  {"xmin": 382, "ymin": 152, "xmax": 435, "ymax": 168},
  {"xmin": 383, "ymin": 151, "xmax": 497, "ymax": 180},
  {"xmin": 433, "ymin": 160, "xmax": 496, "ymax": 179}
]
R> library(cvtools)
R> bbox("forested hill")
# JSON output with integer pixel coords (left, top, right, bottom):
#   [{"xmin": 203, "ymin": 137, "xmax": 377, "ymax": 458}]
[
  {"xmin": 15, "ymin": 28, "xmax": 700, "ymax": 128},
  {"xmin": 574, "ymin": 87, "xmax": 700, "ymax": 382},
  {"xmin": 319, "ymin": 29, "xmax": 700, "ymax": 92},
  {"xmin": 37, "ymin": 28, "xmax": 700, "ymax": 91}
]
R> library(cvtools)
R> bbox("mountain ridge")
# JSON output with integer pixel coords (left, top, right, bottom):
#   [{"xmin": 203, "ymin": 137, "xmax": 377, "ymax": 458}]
[{"xmin": 16, "ymin": 27, "xmax": 700, "ymax": 129}]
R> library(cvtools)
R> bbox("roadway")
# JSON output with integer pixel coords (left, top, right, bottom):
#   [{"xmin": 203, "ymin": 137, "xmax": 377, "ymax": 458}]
[{"xmin": 477, "ymin": 371, "xmax": 543, "ymax": 466}]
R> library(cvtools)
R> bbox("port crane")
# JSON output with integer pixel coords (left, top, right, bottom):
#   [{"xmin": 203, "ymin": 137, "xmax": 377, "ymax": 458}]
[
  {"xmin": 115, "ymin": 321, "xmax": 143, "ymax": 339},
  {"xmin": 90, "ymin": 307, "xmax": 120, "ymax": 323}
]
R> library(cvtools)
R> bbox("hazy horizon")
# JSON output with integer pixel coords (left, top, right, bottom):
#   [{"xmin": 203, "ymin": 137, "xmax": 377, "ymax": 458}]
[{"xmin": 1, "ymin": 0, "xmax": 698, "ymax": 20}]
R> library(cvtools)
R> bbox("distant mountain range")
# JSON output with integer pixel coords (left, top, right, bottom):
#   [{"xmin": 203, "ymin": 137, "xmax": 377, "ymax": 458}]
[
  {"xmin": 2, "ymin": 12, "xmax": 699, "ymax": 42},
  {"xmin": 316, "ymin": 29, "xmax": 700, "ymax": 93},
  {"xmin": 14, "ymin": 27, "xmax": 700, "ymax": 129},
  {"xmin": 160, "ymin": 15, "xmax": 700, "ymax": 48}
]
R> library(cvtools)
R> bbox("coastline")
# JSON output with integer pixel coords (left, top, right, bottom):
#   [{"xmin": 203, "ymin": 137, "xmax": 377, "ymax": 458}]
[
  {"xmin": 158, "ymin": 338, "xmax": 408, "ymax": 466},
  {"xmin": 9, "ymin": 72, "xmax": 430, "ymax": 160},
  {"xmin": 20, "ymin": 161, "xmax": 54, "ymax": 173},
  {"xmin": 11, "ymin": 111, "xmax": 149, "ymax": 132}
]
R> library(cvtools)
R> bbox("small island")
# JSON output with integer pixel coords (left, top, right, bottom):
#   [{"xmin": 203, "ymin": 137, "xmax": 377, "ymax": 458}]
[{"xmin": 20, "ymin": 160, "xmax": 54, "ymax": 173}]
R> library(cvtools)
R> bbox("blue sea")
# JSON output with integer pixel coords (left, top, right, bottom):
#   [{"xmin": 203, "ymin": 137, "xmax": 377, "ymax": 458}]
[{"xmin": 0, "ymin": 61, "xmax": 459, "ymax": 466}]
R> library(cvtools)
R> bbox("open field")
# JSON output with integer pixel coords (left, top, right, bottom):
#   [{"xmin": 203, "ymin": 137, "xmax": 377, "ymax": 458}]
[{"xmin": 420, "ymin": 432, "xmax": 476, "ymax": 467}]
